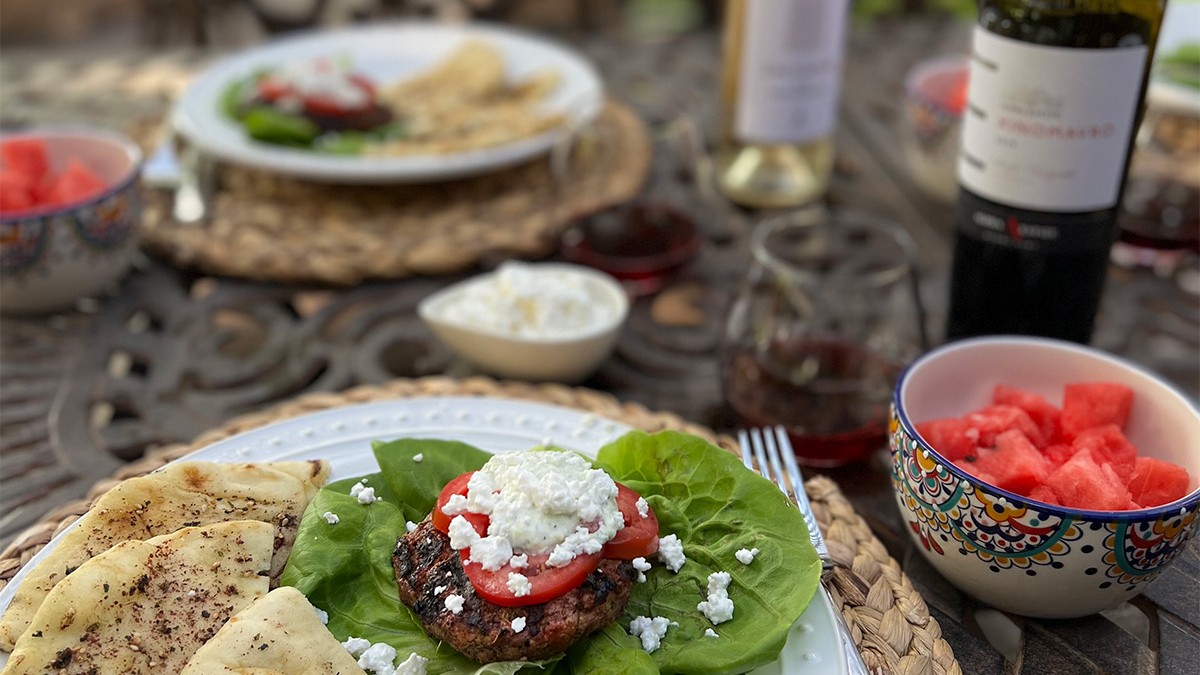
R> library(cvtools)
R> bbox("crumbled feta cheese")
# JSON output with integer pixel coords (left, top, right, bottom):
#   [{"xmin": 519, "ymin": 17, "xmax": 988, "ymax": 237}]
[
  {"xmin": 342, "ymin": 636, "xmax": 372, "ymax": 657},
  {"xmin": 433, "ymin": 585, "xmax": 447, "ymax": 595},
  {"xmin": 356, "ymin": 486, "xmax": 379, "ymax": 505},
  {"xmin": 658, "ymin": 534, "xmax": 686, "ymax": 572},
  {"xmin": 448, "ymin": 450, "xmax": 623, "ymax": 570},
  {"xmin": 468, "ymin": 533, "xmax": 514, "ymax": 571},
  {"xmin": 357, "ymin": 642, "xmax": 397, "ymax": 673},
  {"xmin": 507, "ymin": 573, "xmax": 532, "ymax": 597},
  {"xmin": 444, "ymin": 594, "xmax": 465, "ymax": 614},
  {"xmin": 186, "ymin": 589, "xmax": 197, "ymax": 598},
  {"xmin": 429, "ymin": 261, "xmax": 620, "ymax": 339},
  {"xmin": 636, "ymin": 497, "xmax": 649, "ymax": 518},
  {"xmin": 735, "ymin": 547, "xmax": 760, "ymax": 565},
  {"xmin": 704, "ymin": 628, "xmax": 719, "ymax": 638},
  {"xmin": 405, "ymin": 520, "xmax": 418, "ymax": 533},
  {"xmin": 632, "ymin": 556, "xmax": 652, "ymax": 583},
  {"xmin": 395, "ymin": 652, "xmax": 427, "ymax": 675},
  {"xmin": 509, "ymin": 553, "xmax": 529, "ymax": 569},
  {"xmin": 511, "ymin": 617, "xmax": 527, "ymax": 633},
  {"xmin": 697, "ymin": 571, "xmax": 735, "ymax": 625},
  {"xmin": 628, "ymin": 616, "xmax": 672, "ymax": 654},
  {"xmin": 322, "ymin": 511, "xmax": 340, "ymax": 525},
  {"xmin": 350, "ymin": 482, "xmax": 366, "ymax": 498},
  {"xmin": 313, "ymin": 606, "xmax": 328, "ymax": 624},
  {"xmin": 412, "ymin": 453, "xmax": 424, "ymax": 463},
  {"xmin": 447, "ymin": 516, "xmax": 481, "ymax": 551}
]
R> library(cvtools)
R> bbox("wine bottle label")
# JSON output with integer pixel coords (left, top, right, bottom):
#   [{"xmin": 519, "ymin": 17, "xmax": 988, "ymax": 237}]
[
  {"xmin": 959, "ymin": 27, "xmax": 1147, "ymax": 213},
  {"xmin": 734, "ymin": 0, "xmax": 849, "ymax": 145}
]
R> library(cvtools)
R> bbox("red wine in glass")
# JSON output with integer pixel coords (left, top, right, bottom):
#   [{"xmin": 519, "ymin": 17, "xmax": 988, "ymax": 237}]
[
  {"xmin": 560, "ymin": 201, "xmax": 701, "ymax": 295},
  {"xmin": 723, "ymin": 337, "xmax": 901, "ymax": 467}
]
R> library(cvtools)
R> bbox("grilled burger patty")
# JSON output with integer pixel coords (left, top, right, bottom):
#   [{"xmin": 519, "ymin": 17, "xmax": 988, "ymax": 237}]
[{"xmin": 392, "ymin": 518, "xmax": 636, "ymax": 663}]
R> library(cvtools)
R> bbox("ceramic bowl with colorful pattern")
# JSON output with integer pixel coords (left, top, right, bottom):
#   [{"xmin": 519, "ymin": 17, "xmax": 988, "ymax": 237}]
[
  {"xmin": 890, "ymin": 336, "xmax": 1200, "ymax": 618},
  {"xmin": 1, "ymin": 127, "xmax": 142, "ymax": 315}
]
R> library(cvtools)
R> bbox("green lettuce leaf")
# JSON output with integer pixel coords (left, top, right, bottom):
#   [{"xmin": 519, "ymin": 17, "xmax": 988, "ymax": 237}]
[
  {"xmin": 282, "ymin": 433, "xmax": 819, "ymax": 674},
  {"xmin": 589, "ymin": 430, "xmax": 821, "ymax": 674}
]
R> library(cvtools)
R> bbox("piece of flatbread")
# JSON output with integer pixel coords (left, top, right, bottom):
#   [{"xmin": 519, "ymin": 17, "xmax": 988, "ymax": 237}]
[
  {"xmin": 0, "ymin": 460, "xmax": 329, "ymax": 649},
  {"xmin": 181, "ymin": 586, "xmax": 366, "ymax": 675},
  {"xmin": 3, "ymin": 521, "xmax": 273, "ymax": 674}
]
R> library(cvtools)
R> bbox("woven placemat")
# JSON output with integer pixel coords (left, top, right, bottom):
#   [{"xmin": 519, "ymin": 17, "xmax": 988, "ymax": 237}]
[
  {"xmin": 139, "ymin": 101, "xmax": 651, "ymax": 285},
  {"xmin": 0, "ymin": 377, "xmax": 960, "ymax": 675}
]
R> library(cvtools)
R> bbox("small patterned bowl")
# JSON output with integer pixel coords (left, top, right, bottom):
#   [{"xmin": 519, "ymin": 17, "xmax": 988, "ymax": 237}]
[
  {"xmin": 0, "ymin": 127, "xmax": 142, "ymax": 315},
  {"xmin": 890, "ymin": 336, "xmax": 1200, "ymax": 618}
]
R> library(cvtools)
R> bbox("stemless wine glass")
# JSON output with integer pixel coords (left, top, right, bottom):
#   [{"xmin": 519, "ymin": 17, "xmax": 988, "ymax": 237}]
[{"xmin": 720, "ymin": 208, "xmax": 925, "ymax": 467}]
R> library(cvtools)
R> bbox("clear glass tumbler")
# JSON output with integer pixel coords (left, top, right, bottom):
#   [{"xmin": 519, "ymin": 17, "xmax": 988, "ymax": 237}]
[{"xmin": 720, "ymin": 208, "xmax": 925, "ymax": 467}]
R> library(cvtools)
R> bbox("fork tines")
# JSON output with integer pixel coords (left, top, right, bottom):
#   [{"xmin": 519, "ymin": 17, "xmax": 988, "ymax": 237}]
[{"xmin": 738, "ymin": 426, "xmax": 834, "ymax": 576}]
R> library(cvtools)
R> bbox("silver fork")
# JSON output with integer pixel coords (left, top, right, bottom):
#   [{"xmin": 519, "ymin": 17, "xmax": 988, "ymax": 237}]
[{"xmin": 739, "ymin": 426, "xmax": 870, "ymax": 675}]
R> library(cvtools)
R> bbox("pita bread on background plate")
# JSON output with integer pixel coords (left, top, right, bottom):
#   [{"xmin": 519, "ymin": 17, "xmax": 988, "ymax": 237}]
[
  {"xmin": 181, "ymin": 586, "xmax": 366, "ymax": 675},
  {"xmin": 3, "ymin": 520, "xmax": 274, "ymax": 674},
  {"xmin": 0, "ymin": 460, "xmax": 329, "ymax": 650}
]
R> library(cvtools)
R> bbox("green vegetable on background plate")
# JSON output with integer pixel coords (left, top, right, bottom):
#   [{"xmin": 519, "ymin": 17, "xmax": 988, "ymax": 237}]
[
  {"xmin": 280, "ymin": 432, "xmax": 821, "ymax": 675},
  {"xmin": 1156, "ymin": 42, "xmax": 1200, "ymax": 90}
]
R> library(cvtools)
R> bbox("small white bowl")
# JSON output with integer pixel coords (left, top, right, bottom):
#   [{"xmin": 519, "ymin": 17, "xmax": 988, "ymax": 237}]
[{"xmin": 418, "ymin": 263, "xmax": 629, "ymax": 383}]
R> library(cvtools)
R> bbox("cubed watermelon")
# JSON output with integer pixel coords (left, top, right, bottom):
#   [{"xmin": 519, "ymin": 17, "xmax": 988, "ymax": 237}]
[
  {"xmin": 1044, "ymin": 449, "xmax": 1132, "ymax": 510},
  {"xmin": 952, "ymin": 457, "xmax": 997, "ymax": 487},
  {"xmin": 993, "ymin": 384, "xmax": 1061, "ymax": 446},
  {"xmin": 972, "ymin": 429, "xmax": 1051, "ymax": 495},
  {"xmin": 1071, "ymin": 424, "xmax": 1137, "ymax": 482},
  {"xmin": 1, "ymin": 138, "xmax": 49, "ymax": 184},
  {"xmin": 916, "ymin": 418, "xmax": 979, "ymax": 461},
  {"xmin": 965, "ymin": 404, "xmax": 1046, "ymax": 448},
  {"xmin": 0, "ymin": 170, "xmax": 34, "ymax": 212},
  {"xmin": 41, "ymin": 159, "xmax": 105, "ymax": 207},
  {"xmin": 1042, "ymin": 443, "xmax": 1076, "ymax": 468},
  {"xmin": 1028, "ymin": 484, "xmax": 1060, "ymax": 506},
  {"xmin": 1060, "ymin": 382, "xmax": 1134, "ymax": 439},
  {"xmin": 1128, "ymin": 457, "xmax": 1191, "ymax": 508}
]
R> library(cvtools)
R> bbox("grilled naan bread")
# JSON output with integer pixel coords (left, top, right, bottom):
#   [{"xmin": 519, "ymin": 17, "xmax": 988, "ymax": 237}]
[
  {"xmin": 181, "ymin": 586, "xmax": 366, "ymax": 675},
  {"xmin": 2, "ymin": 521, "xmax": 273, "ymax": 674},
  {"xmin": 0, "ymin": 460, "xmax": 328, "ymax": 649}
]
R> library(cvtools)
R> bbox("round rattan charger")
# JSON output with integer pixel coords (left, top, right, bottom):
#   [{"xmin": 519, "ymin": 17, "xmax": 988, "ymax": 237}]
[
  {"xmin": 0, "ymin": 378, "xmax": 960, "ymax": 675},
  {"xmin": 139, "ymin": 101, "xmax": 651, "ymax": 285}
]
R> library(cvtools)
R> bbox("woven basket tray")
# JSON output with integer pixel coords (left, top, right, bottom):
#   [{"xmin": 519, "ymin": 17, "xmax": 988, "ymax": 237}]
[
  {"xmin": 139, "ymin": 101, "xmax": 651, "ymax": 285},
  {"xmin": 0, "ymin": 378, "xmax": 960, "ymax": 675}
]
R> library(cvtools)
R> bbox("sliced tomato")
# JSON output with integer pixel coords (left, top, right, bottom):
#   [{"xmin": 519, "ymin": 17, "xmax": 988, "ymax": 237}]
[
  {"xmin": 603, "ymin": 483, "xmax": 659, "ymax": 559},
  {"xmin": 431, "ymin": 471, "xmax": 488, "ymax": 536},
  {"xmin": 462, "ymin": 550, "xmax": 601, "ymax": 607},
  {"xmin": 255, "ymin": 76, "xmax": 293, "ymax": 103}
]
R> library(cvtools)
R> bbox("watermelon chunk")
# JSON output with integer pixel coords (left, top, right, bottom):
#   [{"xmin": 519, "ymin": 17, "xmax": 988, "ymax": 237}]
[
  {"xmin": 916, "ymin": 418, "xmax": 978, "ymax": 461},
  {"xmin": 1044, "ymin": 449, "xmax": 1132, "ymax": 510},
  {"xmin": 965, "ymin": 404, "xmax": 1046, "ymax": 448},
  {"xmin": 1060, "ymin": 382, "xmax": 1134, "ymax": 439},
  {"xmin": 1, "ymin": 138, "xmax": 49, "ymax": 184},
  {"xmin": 1128, "ymin": 457, "xmax": 1191, "ymax": 508},
  {"xmin": 0, "ymin": 170, "xmax": 35, "ymax": 212},
  {"xmin": 952, "ymin": 457, "xmax": 997, "ymax": 487},
  {"xmin": 41, "ymin": 159, "xmax": 105, "ymax": 207},
  {"xmin": 1028, "ymin": 484, "xmax": 1060, "ymax": 506},
  {"xmin": 993, "ymin": 384, "xmax": 1061, "ymax": 446},
  {"xmin": 1042, "ymin": 443, "xmax": 1076, "ymax": 469},
  {"xmin": 972, "ymin": 429, "xmax": 1051, "ymax": 495},
  {"xmin": 1071, "ymin": 424, "xmax": 1137, "ymax": 483}
]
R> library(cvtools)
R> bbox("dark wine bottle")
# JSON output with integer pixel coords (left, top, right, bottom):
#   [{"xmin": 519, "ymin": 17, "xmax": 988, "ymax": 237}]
[{"xmin": 945, "ymin": 0, "xmax": 1166, "ymax": 343}]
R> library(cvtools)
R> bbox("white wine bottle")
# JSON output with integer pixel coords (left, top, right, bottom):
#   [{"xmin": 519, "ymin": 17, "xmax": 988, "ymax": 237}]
[
  {"xmin": 946, "ymin": 0, "xmax": 1167, "ymax": 343},
  {"xmin": 716, "ymin": 0, "xmax": 851, "ymax": 209}
]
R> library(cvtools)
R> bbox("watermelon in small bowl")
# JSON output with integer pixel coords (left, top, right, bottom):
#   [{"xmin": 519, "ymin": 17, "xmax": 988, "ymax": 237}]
[
  {"xmin": 890, "ymin": 336, "xmax": 1200, "ymax": 618},
  {"xmin": 0, "ymin": 127, "xmax": 142, "ymax": 315}
]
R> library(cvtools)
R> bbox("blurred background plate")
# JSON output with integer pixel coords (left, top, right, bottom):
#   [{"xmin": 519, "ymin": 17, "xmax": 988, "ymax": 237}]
[{"xmin": 171, "ymin": 21, "xmax": 604, "ymax": 183}]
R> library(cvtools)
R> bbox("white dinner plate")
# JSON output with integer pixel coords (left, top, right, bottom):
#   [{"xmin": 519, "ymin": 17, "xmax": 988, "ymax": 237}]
[
  {"xmin": 0, "ymin": 397, "xmax": 846, "ymax": 673},
  {"xmin": 172, "ymin": 23, "xmax": 604, "ymax": 183}
]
